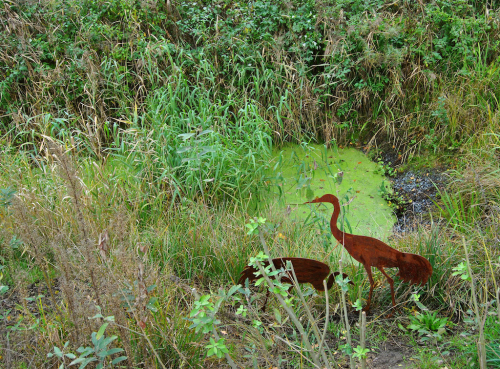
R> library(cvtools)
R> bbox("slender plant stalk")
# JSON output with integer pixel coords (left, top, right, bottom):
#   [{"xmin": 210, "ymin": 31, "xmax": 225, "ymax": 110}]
[
  {"xmin": 358, "ymin": 285, "xmax": 363, "ymax": 322},
  {"xmin": 258, "ymin": 230, "xmax": 277, "ymax": 272},
  {"xmin": 257, "ymin": 229, "xmax": 322, "ymax": 367},
  {"xmin": 317, "ymin": 280, "xmax": 330, "ymax": 354},
  {"xmin": 360, "ymin": 311, "xmax": 367, "ymax": 369},
  {"xmin": 258, "ymin": 227, "xmax": 338, "ymax": 367},
  {"xmin": 496, "ymin": 288, "xmax": 500, "ymax": 323},
  {"xmin": 288, "ymin": 264, "xmax": 335, "ymax": 368},
  {"xmin": 255, "ymin": 261, "xmax": 322, "ymax": 368},
  {"xmin": 462, "ymin": 237, "xmax": 486, "ymax": 369},
  {"xmin": 478, "ymin": 303, "xmax": 488, "ymax": 369},
  {"xmin": 339, "ymin": 258, "xmax": 355, "ymax": 369},
  {"xmin": 481, "ymin": 238, "xmax": 500, "ymax": 321}
]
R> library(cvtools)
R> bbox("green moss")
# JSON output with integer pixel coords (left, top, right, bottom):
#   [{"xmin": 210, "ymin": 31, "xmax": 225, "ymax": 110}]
[{"xmin": 260, "ymin": 143, "xmax": 396, "ymax": 240}]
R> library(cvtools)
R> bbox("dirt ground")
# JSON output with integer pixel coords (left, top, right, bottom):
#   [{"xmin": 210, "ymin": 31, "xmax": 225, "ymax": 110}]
[{"xmin": 368, "ymin": 342, "xmax": 416, "ymax": 369}]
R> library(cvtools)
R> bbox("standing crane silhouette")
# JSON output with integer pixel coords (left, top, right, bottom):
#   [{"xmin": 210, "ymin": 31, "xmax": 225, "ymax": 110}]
[
  {"xmin": 239, "ymin": 257, "xmax": 352, "ymax": 312},
  {"xmin": 306, "ymin": 194, "xmax": 433, "ymax": 313}
]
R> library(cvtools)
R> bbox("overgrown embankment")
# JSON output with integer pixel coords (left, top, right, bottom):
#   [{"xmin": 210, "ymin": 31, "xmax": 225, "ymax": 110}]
[{"xmin": 2, "ymin": 0, "xmax": 499, "ymax": 155}]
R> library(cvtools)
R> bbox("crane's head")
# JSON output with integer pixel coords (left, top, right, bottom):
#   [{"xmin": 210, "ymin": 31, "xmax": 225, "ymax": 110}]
[{"xmin": 304, "ymin": 194, "xmax": 338, "ymax": 205}]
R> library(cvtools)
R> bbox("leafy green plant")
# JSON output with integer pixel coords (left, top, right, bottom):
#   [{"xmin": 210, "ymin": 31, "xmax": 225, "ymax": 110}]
[
  {"xmin": 47, "ymin": 341, "xmax": 77, "ymax": 369},
  {"xmin": 66, "ymin": 317, "xmax": 126, "ymax": 369},
  {"xmin": 452, "ymin": 261, "xmax": 472, "ymax": 282},
  {"xmin": 375, "ymin": 160, "xmax": 396, "ymax": 177},
  {"xmin": 186, "ymin": 286, "xmax": 239, "ymax": 368},
  {"xmin": 125, "ymin": 83, "xmax": 272, "ymax": 205},
  {"xmin": 408, "ymin": 311, "xmax": 449, "ymax": 341},
  {"xmin": 0, "ymin": 187, "xmax": 15, "ymax": 208},
  {"xmin": 245, "ymin": 217, "xmax": 267, "ymax": 235},
  {"xmin": 353, "ymin": 345, "xmax": 370, "ymax": 360},
  {"xmin": 206, "ymin": 337, "xmax": 229, "ymax": 359}
]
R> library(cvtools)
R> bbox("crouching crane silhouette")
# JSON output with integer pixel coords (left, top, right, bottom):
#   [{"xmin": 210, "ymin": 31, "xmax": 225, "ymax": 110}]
[
  {"xmin": 239, "ymin": 257, "xmax": 352, "ymax": 312},
  {"xmin": 306, "ymin": 194, "xmax": 432, "ymax": 313}
]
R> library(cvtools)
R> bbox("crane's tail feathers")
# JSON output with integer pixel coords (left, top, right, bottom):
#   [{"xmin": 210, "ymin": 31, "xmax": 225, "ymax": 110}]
[
  {"xmin": 396, "ymin": 253, "xmax": 433, "ymax": 286},
  {"xmin": 238, "ymin": 265, "xmax": 258, "ymax": 285}
]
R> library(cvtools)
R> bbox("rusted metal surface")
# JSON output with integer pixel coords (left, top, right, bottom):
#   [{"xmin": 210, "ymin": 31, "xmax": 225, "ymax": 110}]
[
  {"xmin": 239, "ymin": 257, "xmax": 352, "ymax": 312},
  {"xmin": 306, "ymin": 194, "xmax": 433, "ymax": 313}
]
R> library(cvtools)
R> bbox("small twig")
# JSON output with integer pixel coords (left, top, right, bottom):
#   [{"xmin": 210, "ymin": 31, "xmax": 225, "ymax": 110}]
[
  {"xmin": 273, "ymin": 335, "xmax": 321, "ymax": 368},
  {"xmin": 360, "ymin": 311, "xmax": 367, "ymax": 369},
  {"xmin": 496, "ymin": 287, "xmax": 500, "ymax": 323},
  {"xmin": 462, "ymin": 237, "xmax": 486, "ymax": 369},
  {"xmin": 339, "ymin": 258, "xmax": 355, "ymax": 369},
  {"xmin": 317, "ymin": 280, "xmax": 330, "ymax": 353}
]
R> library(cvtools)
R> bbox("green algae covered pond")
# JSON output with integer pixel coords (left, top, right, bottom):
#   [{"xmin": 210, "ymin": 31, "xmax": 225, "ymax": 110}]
[{"xmin": 259, "ymin": 144, "xmax": 396, "ymax": 241}]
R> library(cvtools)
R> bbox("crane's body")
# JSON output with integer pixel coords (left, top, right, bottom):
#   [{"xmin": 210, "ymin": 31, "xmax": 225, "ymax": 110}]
[
  {"xmin": 306, "ymin": 194, "xmax": 432, "ymax": 313},
  {"xmin": 239, "ymin": 257, "xmax": 351, "ymax": 311}
]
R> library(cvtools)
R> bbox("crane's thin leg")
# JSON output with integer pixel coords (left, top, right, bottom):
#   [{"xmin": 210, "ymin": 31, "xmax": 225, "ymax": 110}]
[
  {"xmin": 377, "ymin": 267, "xmax": 395, "ymax": 307},
  {"xmin": 362, "ymin": 264, "xmax": 374, "ymax": 312},
  {"xmin": 378, "ymin": 267, "xmax": 398, "ymax": 318},
  {"xmin": 261, "ymin": 289, "xmax": 270, "ymax": 312}
]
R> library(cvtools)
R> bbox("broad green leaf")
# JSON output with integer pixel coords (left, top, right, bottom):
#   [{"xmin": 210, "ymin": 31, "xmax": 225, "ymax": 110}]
[
  {"xmin": 111, "ymin": 356, "xmax": 128, "ymax": 365},
  {"xmin": 178, "ymin": 132, "xmax": 196, "ymax": 141},
  {"xmin": 254, "ymin": 277, "xmax": 265, "ymax": 286},
  {"xmin": 273, "ymin": 308, "xmax": 282, "ymax": 324},
  {"xmin": 227, "ymin": 284, "xmax": 240, "ymax": 298},
  {"xmin": 199, "ymin": 129, "xmax": 214, "ymax": 136},
  {"xmin": 416, "ymin": 301, "xmax": 428, "ymax": 311},
  {"xmin": 95, "ymin": 323, "xmax": 109, "ymax": 340},
  {"xmin": 100, "ymin": 348, "xmax": 123, "ymax": 357}
]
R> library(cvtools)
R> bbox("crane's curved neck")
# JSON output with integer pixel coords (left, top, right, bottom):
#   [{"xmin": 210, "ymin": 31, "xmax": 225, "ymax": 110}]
[{"xmin": 329, "ymin": 196, "xmax": 346, "ymax": 244}]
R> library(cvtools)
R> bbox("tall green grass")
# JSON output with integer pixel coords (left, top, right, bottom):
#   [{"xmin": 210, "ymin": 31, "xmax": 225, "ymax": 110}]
[
  {"xmin": 121, "ymin": 68, "xmax": 273, "ymax": 205},
  {"xmin": 2, "ymin": 0, "xmax": 499, "ymax": 165}
]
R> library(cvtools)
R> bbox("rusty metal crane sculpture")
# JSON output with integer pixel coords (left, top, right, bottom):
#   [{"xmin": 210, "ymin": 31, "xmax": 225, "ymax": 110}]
[
  {"xmin": 239, "ymin": 257, "xmax": 352, "ymax": 312},
  {"xmin": 306, "ymin": 194, "xmax": 433, "ymax": 313}
]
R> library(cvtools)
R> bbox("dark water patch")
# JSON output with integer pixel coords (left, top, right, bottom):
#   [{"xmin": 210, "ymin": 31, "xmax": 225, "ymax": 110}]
[{"xmin": 389, "ymin": 169, "xmax": 448, "ymax": 233}]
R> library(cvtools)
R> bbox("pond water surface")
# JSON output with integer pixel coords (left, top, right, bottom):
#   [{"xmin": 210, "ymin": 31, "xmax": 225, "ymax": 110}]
[{"xmin": 260, "ymin": 144, "xmax": 396, "ymax": 241}]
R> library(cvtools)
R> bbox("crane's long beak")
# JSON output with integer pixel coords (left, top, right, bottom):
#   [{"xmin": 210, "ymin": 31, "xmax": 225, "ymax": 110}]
[
  {"xmin": 287, "ymin": 200, "xmax": 318, "ymax": 205},
  {"xmin": 304, "ymin": 198, "xmax": 319, "ymax": 204}
]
